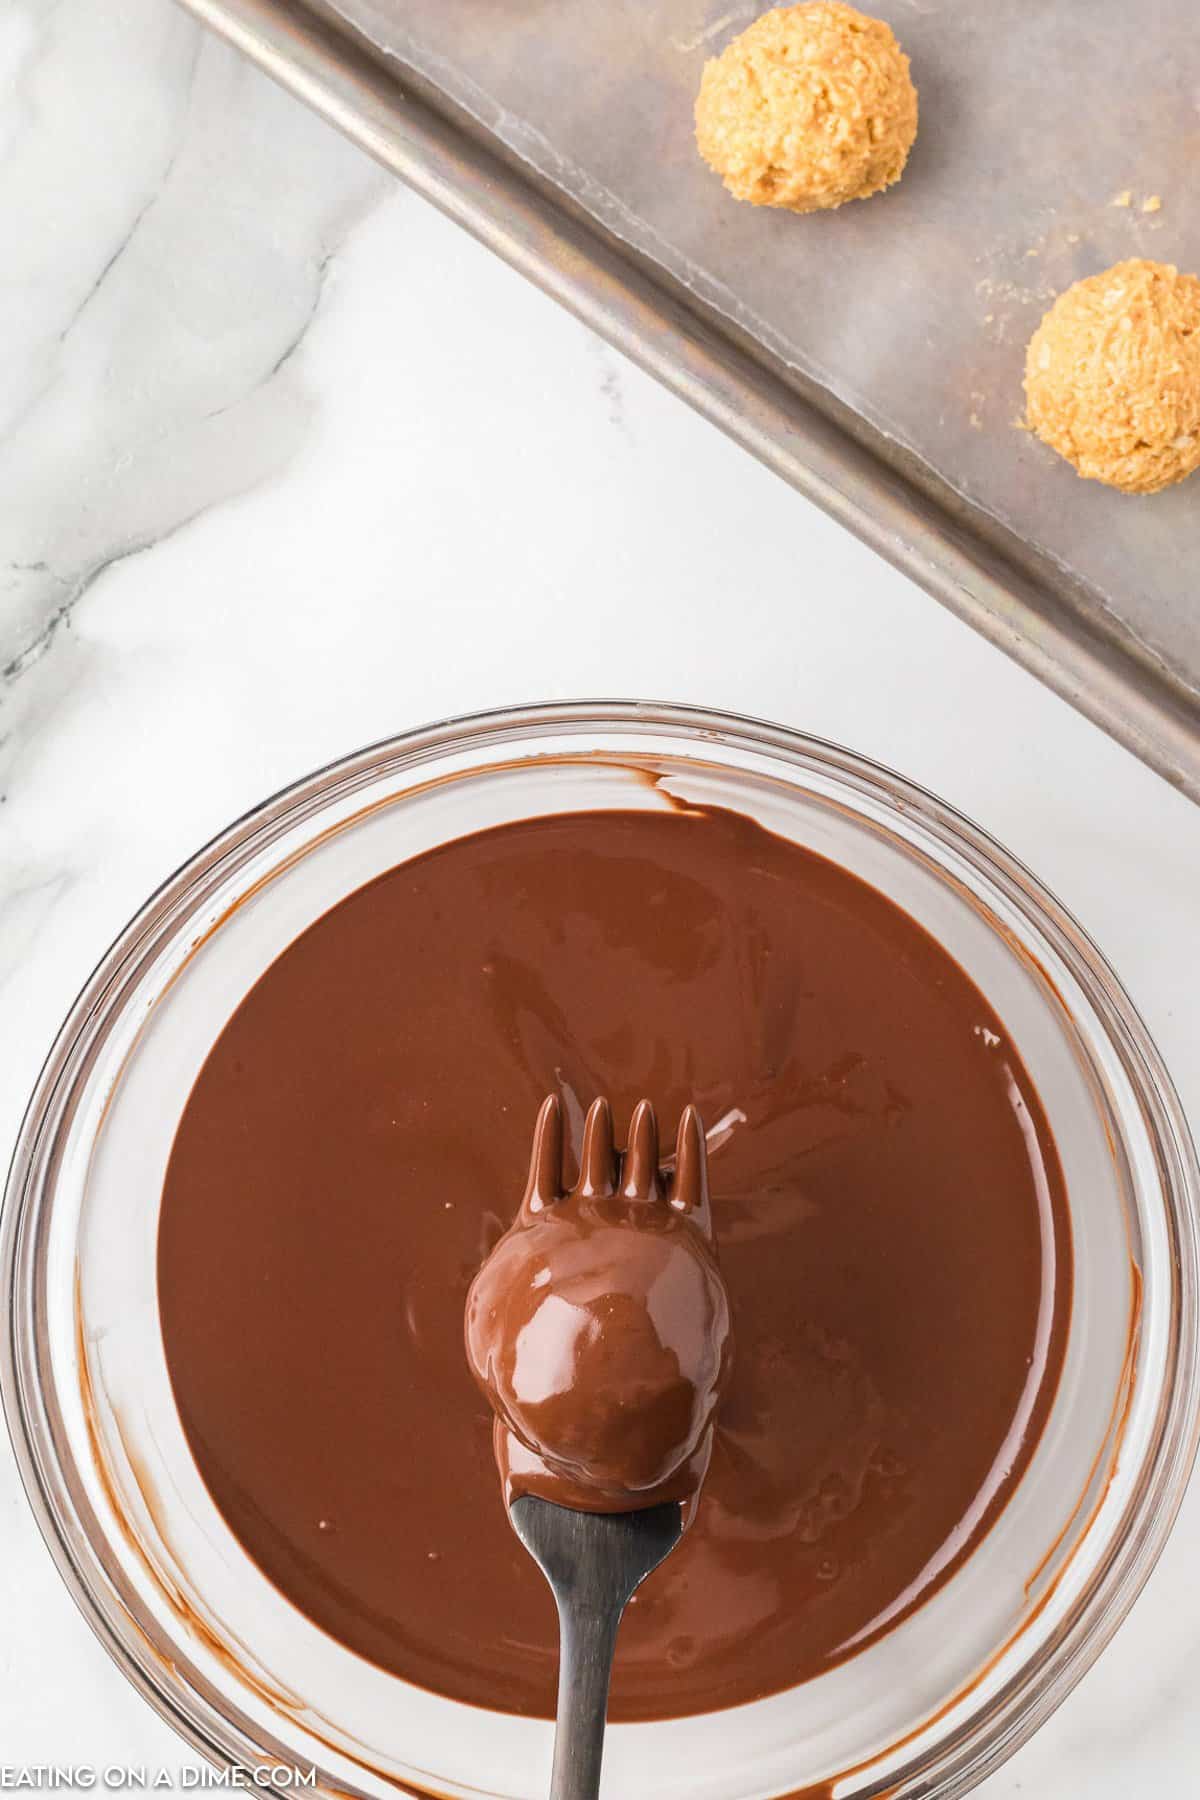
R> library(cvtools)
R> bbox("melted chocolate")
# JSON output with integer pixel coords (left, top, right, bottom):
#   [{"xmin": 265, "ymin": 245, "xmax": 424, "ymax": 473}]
[
  {"xmin": 158, "ymin": 802, "xmax": 1071, "ymax": 1721},
  {"xmin": 465, "ymin": 1095, "xmax": 733, "ymax": 1513}
]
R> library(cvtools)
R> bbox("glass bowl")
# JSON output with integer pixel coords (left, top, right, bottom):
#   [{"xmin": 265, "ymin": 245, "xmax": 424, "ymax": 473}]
[{"xmin": 3, "ymin": 702, "xmax": 1198, "ymax": 1800}]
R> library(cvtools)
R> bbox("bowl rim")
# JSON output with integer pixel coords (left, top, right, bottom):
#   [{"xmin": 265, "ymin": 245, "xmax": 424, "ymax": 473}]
[{"xmin": 3, "ymin": 697, "xmax": 1199, "ymax": 1800}]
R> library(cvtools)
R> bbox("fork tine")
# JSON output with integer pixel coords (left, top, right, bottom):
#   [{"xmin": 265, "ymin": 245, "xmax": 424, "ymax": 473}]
[
  {"xmin": 521, "ymin": 1094, "xmax": 563, "ymax": 1217},
  {"xmin": 668, "ymin": 1105, "xmax": 713, "ymax": 1236},
  {"xmin": 622, "ymin": 1099, "xmax": 660, "ymax": 1202},
  {"xmin": 577, "ymin": 1097, "xmax": 618, "ymax": 1197}
]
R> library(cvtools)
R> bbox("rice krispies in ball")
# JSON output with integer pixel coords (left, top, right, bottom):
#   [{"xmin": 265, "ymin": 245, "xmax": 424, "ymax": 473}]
[
  {"xmin": 694, "ymin": 3, "xmax": 918, "ymax": 213},
  {"xmin": 1025, "ymin": 259, "xmax": 1200, "ymax": 495}
]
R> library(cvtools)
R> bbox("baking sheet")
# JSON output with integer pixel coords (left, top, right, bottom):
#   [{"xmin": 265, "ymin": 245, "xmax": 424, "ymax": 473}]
[{"xmin": 184, "ymin": 0, "xmax": 1200, "ymax": 797}]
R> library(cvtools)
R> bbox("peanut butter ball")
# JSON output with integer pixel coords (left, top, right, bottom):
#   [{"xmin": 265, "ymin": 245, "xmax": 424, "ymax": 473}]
[
  {"xmin": 1025, "ymin": 259, "xmax": 1200, "ymax": 495},
  {"xmin": 465, "ymin": 1097, "xmax": 733, "ymax": 1515},
  {"xmin": 694, "ymin": 3, "xmax": 918, "ymax": 214}
]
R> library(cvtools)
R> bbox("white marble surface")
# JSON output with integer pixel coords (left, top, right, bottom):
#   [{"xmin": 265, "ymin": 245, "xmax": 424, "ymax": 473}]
[{"xmin": 1, "ymin": 2, "xmax": 1198, "ymax": 1794}]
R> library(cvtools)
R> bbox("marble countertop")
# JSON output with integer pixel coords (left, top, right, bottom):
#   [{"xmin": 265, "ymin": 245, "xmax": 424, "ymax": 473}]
[{"xmin": 1, "ymin": 2, "xmax": 1198, "ymax": 1794}]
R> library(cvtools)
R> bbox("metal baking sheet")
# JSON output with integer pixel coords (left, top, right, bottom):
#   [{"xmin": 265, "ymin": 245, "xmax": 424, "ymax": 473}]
[{"xmin": 180, "ymin": 0, "xmax": 1200, "ymax": 799}]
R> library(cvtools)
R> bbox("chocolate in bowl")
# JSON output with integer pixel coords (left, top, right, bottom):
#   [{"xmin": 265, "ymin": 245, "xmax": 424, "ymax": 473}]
[
  {"xmin": 3, "ymin": 705, "xmax": 1198, "ymax": 1800},
  {"xmin": 157, "ymin": 799, "xmax": 1069, "ymax": 1723}
]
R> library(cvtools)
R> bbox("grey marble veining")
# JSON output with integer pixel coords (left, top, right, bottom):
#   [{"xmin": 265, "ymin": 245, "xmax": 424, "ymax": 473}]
[
  {"xmin": 0, "ymin": 0, "xmax": 384, "ymax": 685},
  {"xmin": 0, "ymin": 0, "xmax": 385, "ymax": 1085}
]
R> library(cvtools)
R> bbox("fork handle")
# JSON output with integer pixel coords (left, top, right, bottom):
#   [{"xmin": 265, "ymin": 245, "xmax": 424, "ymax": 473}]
[{"xmin": 549, "ymin": 1595, "xmax": 622, "ymax": 1800}]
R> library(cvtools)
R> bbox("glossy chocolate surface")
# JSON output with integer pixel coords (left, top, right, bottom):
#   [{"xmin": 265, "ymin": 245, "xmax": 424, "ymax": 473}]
[
  {"xmin": 465, "ymin": 1094, "xmax": 733, "ymax": 1514},
  {"xmin": 158, "ymin": 802, "xmax": 1071, "ymax": 1720}
]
